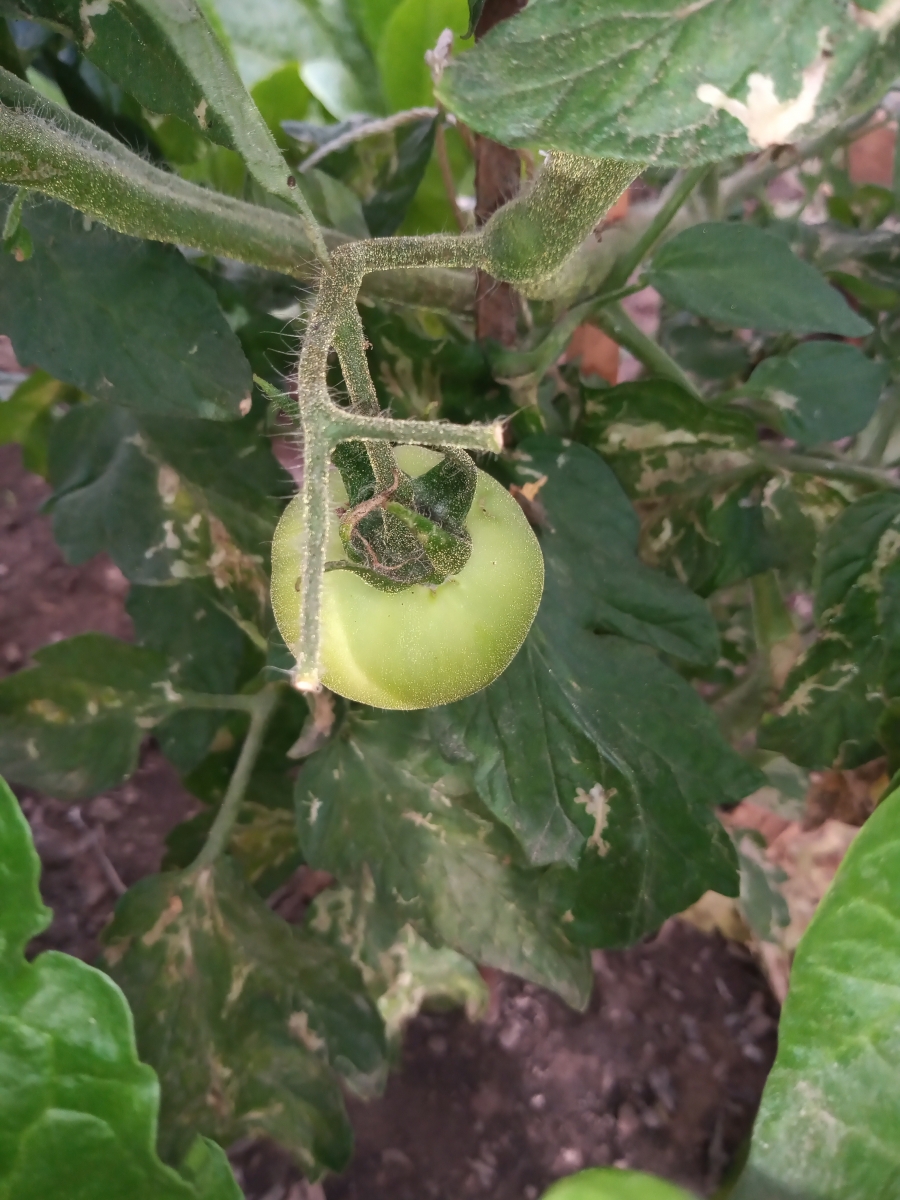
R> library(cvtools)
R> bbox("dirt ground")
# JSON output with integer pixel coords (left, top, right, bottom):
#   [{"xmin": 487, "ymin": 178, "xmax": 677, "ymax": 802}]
[{"xmin": 0, "ymin": 442, "xmax": 778, "ymax": 1199}]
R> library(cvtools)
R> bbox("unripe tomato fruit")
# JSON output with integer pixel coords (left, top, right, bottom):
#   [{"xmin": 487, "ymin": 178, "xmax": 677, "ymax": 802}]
[{"xmin": 271, "ymin": 445, "xmax": 543, "ymax": 709}]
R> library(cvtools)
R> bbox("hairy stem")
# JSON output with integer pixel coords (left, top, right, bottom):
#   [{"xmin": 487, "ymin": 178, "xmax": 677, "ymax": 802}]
[
  {"xmin": 193, "ymin": 686, "xmax": 281, "ymax": 868},
  {"xmin": 756, "ymin": 446, "xmax": 900, "ymax": 492},
  {"xmin": 300, "ymin": 108, "xmax": 438, "ymax": 173}
]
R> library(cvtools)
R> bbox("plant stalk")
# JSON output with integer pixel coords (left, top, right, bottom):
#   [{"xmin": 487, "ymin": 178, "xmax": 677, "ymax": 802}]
[
  {"xmin": 192, "ymin": 686, "xmax": 281, "ymax": 868},
  {"xmin": 593, "ymin": 303, "xmax": 705, "ymax": 401}
]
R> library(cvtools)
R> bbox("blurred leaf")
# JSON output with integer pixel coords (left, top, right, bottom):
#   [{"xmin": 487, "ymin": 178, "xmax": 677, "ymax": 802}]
[
  {"xmin": 0, "ymin": 774, "xmax": 241, "ymax": 1198},
  {"xmin": 103, "ymin": 859, "xmax": 386, "ymax": 1175},
  {"xmin": 0, "ymin": 634, "xmax": 186, "ymax": 799},
  {"xmin": 648, "ymin": 224, "xmax": 872, "ymax": 336},
  {"xmin": 747, "ymin": 342, "xmax": 889, "ymax": 445},
  {"xmin": 542, "ymin": 1167, "xmax": 694, "ymax": 1199},
  {"xmin": 578, "ymin": 378, "xmax": 756, "ymax": 500},
  {"xmin": 295, "ymin": 709, "xmax": 594, "ymax": 1009},
  {"xmin": 309, "ymin": 885, "xmax": 489, "ymax": 1040},
  {"xmin": 733, "ymin": 831, "xmax": 790, "ymax": 944},
  {"xmin": 438, "ymin": 0, "xmax": 893, "ymax": 165},
  {"xmin": 464, "ymin": 0, "xmax": 486, "ymax": 38},
  {"xmin": 663, "ymin": 320, "xmax": 752, "ymax": 382},
  {"xmin": 0, "ymin": 370, "xmax": 76, "ymax": 477},
  {"xmin": 760, "ymin": 493, "xmax": 900, "ymax": 769},
  {"xmin": 0, "ymin": 194, "xmax": 251, "ymax": 420},
  {"xmin": 297, "ymin": 167, "xmax": 369, "ymax": 238},
  {"xmin": 378, "ymin": 0, "xmax": 469, "ymax": 112},
  {"xmin": 734, "ymin": 786, "xmax": 900, "ymax": 1200},
  {"xmin": 127, "ymin": 580, "xmax": 253, "ymax": 772},
  {"xmin": 207, "ymin": 0, "xmax": 381, "ymax": 115},
  {"xmin": 363, "ymin": 115, "xmax": 437, "ymax": 237},
  {"xmin": 250, "ymin": 63, "xmax": 312, "ymax": 148},
  {"xmin": 15, "ymin": 0, "xmax": 321, "ymax": 223}
]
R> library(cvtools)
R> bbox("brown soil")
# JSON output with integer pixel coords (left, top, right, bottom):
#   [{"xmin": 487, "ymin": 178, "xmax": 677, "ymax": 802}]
[{"xmin": 0, "ymin": 442, "xmax": 778, "ymax": 1200}]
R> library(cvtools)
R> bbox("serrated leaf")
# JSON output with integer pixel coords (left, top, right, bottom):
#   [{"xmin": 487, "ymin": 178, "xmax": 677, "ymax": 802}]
[
  {"xmin": 295, "ymin": 709, "xmax": 593, "ymax": 1009},
  {"xmin": 515, "ymin": 436, "xmax": 720, "ymax": 664},
  {"xmin": 207, "ymin": 0, "xmax": 381, "ymax": 115},
  {"xmin": 541, "ymin": 1167, "xmax": 694, "ymax": 1200},
  {"xmin": 760, "ymin": 494, "xmax": 900, "ymax": 769},
  {"xmin": 437, "ymin": 0, "xmax": 890, "ymax": 165},
  {"xmin": 0, "ymin": 193, "xmax": 251, "ymax": 420},
  {"xmin": 0, "ymin": 635, "xmax": 184, "ymax": 799},
  {"xmin": 747, "ymin": 342, "xmax": 889, "ymax": 445},
  {"xmin": 0, "ymin": 774, "xmax": 241, "ymax": 1199},
  {"xmin": 16, "ymin": 0, "xmax": 324, "ymax": 231},
  {"xmin": 102, "ymin": 859, "xmax": 386, "ymax": 1175},
  {"xmin": 734, "ymin": 786, "xmax": 900, "ymax": 1200},
  {"xmin": 648, "ymin": 224, "xmax": 872, "ymax": 336}
]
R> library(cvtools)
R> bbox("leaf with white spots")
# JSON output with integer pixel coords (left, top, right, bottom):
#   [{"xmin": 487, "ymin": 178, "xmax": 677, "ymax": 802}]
[
  {"xmin": 0, "ymin": 635, "xmax": 185, "ymax": 799},
  {"xmin": 295, "ymin": 709, "xmax": 593, "ymax": 1009},
  {"xmin": 102, "ymin": 858, "xmax": 386, "ymax": 1177},
  {"xmin": 437, "ymin": 0, "xmax": 897, "ymax": 165}
]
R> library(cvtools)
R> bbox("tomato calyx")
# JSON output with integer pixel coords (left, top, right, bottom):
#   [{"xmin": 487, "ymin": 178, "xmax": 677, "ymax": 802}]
[{"xmin": 327, "ymin": 442, "xmax": 477, "ymax": 592}]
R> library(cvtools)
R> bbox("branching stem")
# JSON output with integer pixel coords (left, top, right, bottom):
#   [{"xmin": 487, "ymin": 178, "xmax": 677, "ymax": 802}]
[{"xmin": 192, "ymin": 686, "xmax": 281, "ymax": 868}]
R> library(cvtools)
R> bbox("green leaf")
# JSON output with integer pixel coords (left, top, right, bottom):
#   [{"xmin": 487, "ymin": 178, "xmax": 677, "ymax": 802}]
[
  {"xmin": 0, "ymin": 774, "xmax": 241, "ymax": 1199},
  {"xmin": 377, "ymin": 0, "xmax": 469, "ymax": 112},
  {"xmin": 734, "ymin": 786, "xmax": 900, "ymax": 1200},
  {"xmin": 207, "ymin": 0, "xmax": 382, "ymax": 115},
  {"xmin": 0, "ymin": 194, "xmax": 251, "ymax": 420},
  {"xmin": 648, "ymin": 224, "xmax": 872, "ymax": 336},
  {"xmin": 0, "ymin": 370, "xmax": 76, "ymax": 478},
  {"xmin": 46, "ymin": 401, "xmax": 286, "ymax": 596},
  {"xmin": 464, "ymin": 0, "xmax": 486, "ymax": 38},
  {"xmin": 515, "ymin": 436, "xmax": 720, "ymax": 664},
  {"xmin": 17, "ymin": 0, "xmax": 324, "ymax": 234},
  {"xmin": 103, "ymin": 858, "xmax": 386, "ymax": 1175},
  {"xmin": 0, "ymin": 635, "xmax": 186, "ymax": 799},
  {"xmin": 747, "ymin": 342, "xmax": 889, "ymax": 445},
  {"xmin": 127, "ymin": 580, "xmax": 252, "ymax": 773},
  {"xmin": 363, "ymin": 115, "xmax": 438, "ymax": 237},
  {"xmin": 437, "ymin": 0, "xmax": 891, "ymax": 165},
  {"xmin": 760, "ymin": 494, "xmax": 900, "ymax": 769},
  {"xmin": 295, "ymin": 709, "xmax": 594, "ymax": 1009},
  {"xmin": 541, "ymin": 1167, "xmax": 694, "ymax": 1200}
]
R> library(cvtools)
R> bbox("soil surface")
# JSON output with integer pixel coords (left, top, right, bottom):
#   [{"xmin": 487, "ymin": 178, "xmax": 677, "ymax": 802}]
[{"xmin": 0, "ymin": 442, "xmax": 779, "ymax": 1199}]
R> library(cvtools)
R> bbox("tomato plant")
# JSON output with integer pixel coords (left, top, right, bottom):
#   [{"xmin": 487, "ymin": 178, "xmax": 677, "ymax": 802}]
[{"xmin": 1, "ymin": 0, "xmax": 900, "ymax": 1197}]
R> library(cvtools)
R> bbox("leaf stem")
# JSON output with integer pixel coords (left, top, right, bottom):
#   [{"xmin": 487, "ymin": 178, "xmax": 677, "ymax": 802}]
[
  {"xmin": 755, "ymin": 446, "xmax": 900, "ymax": 491},
  {"xmin": 593, "ymin": 302, "xmax": 705, "ymax": 401},
  {"xmin": 299, "ymin": 107, "xmax": 439, "ymax": 173},
  {"xmin": 604, "ymin": 165, "xmax": 708, "ymax": 292},
  {"xmin": 192, "ymin": 686, "xmax": 281, "ymax": 868}
]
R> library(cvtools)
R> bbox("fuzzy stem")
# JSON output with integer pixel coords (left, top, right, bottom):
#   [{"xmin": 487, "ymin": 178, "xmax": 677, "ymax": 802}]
[
  {"xmin": 755, "ymin": 447, "xmax": 900, "ymax": 492},
  {"xmin": 300, "ymin": 107, "xmax": 438, "ymax": 173},
  {"xmin": 192, "ymin": 686, "xmax": 281, "ymax": 867}
]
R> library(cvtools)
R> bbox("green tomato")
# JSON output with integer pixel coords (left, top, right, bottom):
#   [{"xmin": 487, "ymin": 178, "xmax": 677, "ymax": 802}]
[{"xmin": 271, "ymin": 445, "xmax": 543, "ymax": 709}]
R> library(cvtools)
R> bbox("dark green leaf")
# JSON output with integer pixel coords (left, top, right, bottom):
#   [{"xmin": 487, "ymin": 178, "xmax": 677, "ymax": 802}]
[
  {"xmin": 295, "ymin": 710, "xmax": 593, "ymax": 1009},
  {"xmin": 465, "ymin": 0, "xmax": 485, "ymax": 38},
  {"xmin": 747, "ymin": 342, "xmax": 889, "ymax": 445},
  {"xmin": 17, "ymin": 0, "xmax": 323, "ymax": 223},
  {"xmin": 0, "ymin": 774, "xmax": 240, "ymax": 1199},
  {"xmin": 648, "ymin": 224, "xmax": 872, "ymax": 336},
  {"xmin": 437, "ymin": 0, "xmax": 889, "ymax": 165},
  {"xmin": 363, "ymin": 116, "xmax": 437, "ymax": 237},
  {"xmin": 127, "ymin": 580, "xmax": 252, "ymax": 772},
  {"xmin": 515, "ymin": 436, "xmax": 720, "ymax": 664},
  {"xmin": 734, "ymin": 786, "xmax": 900, "ymax": 1200},
  {"xmin": 103, "ymin": 858, "xmax": 386, "ymax": 1175},
  {"xmin": 0, "ymin": 195, "xmax": 251, "ymax": 419},
  {"xmin": 0, "ymin": 635, "xmax": 183, "ymax": 799}
]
